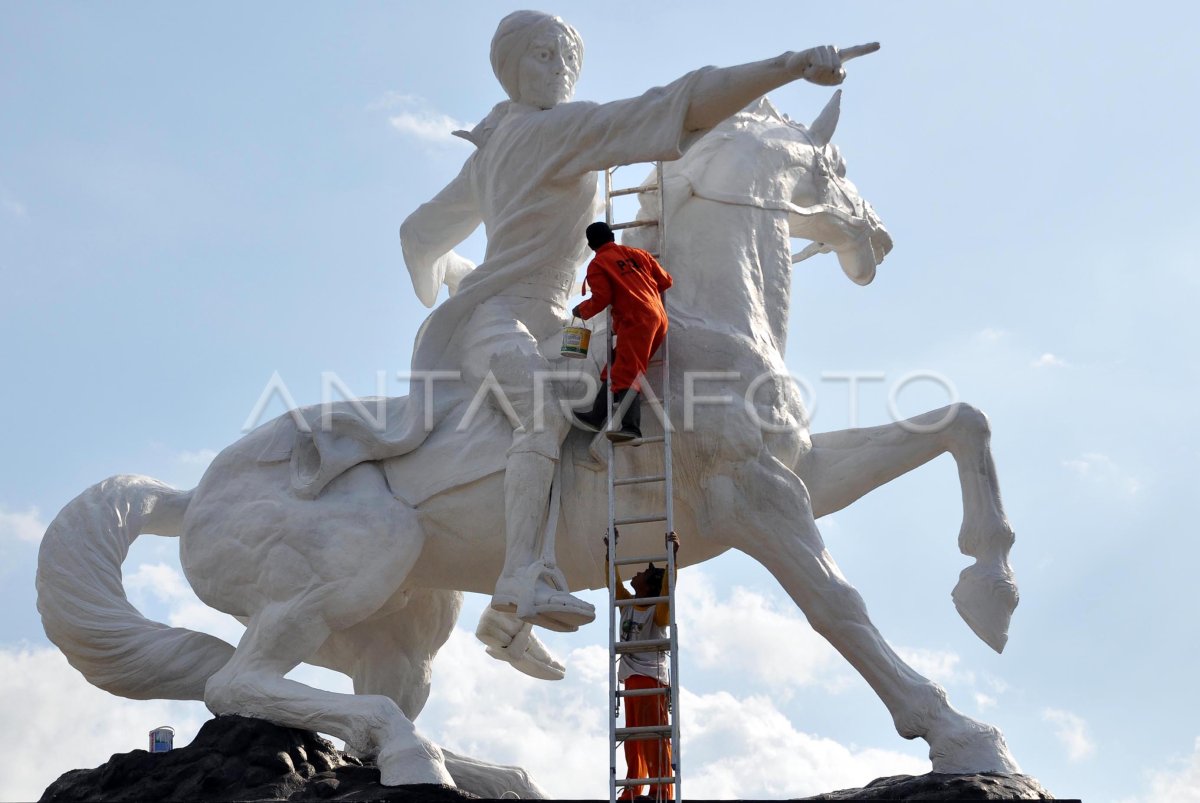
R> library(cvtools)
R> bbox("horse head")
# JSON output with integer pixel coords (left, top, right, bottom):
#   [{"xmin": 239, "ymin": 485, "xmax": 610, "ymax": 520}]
[{"xmin": 650, "ymin": 92, "xmax": 892, "ymax": 287}]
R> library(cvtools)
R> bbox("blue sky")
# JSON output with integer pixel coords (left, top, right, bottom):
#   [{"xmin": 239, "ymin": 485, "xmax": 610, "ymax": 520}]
[{"xmin": 2, "ymin": 2, "xmax": 1198, "ymax": 800}]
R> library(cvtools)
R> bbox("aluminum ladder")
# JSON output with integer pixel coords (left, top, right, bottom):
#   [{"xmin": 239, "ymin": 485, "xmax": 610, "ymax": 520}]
[{"xmin": 603, "ymin": 162, "xmax": 681, "ymax": 803}]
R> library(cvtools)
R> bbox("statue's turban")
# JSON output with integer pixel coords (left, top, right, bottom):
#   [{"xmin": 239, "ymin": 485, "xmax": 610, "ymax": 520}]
[{"xmin": 490, "ymin": 10, "xmax": 584, "ymax": 102}]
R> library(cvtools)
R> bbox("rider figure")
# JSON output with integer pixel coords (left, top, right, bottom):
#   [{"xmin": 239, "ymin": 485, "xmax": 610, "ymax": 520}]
[{"xmin": 400, "ymin": 9, "xmax": 864, "ymax": 632}]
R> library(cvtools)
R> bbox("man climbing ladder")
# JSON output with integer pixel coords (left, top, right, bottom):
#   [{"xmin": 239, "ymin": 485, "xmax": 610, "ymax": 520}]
[{"xmin": 572, "ymin": 221, "xmax": 673, "ymax": 443}]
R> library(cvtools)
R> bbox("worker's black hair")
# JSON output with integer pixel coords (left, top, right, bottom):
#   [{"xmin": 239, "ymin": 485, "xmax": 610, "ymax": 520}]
[
  {"xmin": 586, "ymin": 221, "xmax": 616, "ymax": 250},
  {"xmin": 644, "ymin": 563, "xmax": 666, "ymax": 590}
]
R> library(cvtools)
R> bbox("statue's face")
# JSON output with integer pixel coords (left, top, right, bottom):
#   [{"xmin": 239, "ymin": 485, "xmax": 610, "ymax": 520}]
[{"xmin": 517, "ymin": 28, "xmax": 580, "ymax": 109}]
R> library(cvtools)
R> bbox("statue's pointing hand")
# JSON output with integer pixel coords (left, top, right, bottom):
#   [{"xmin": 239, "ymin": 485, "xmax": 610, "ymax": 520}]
[{"xmin": 788, "ymin": 43, "xmax": 880, "ymax": 86}]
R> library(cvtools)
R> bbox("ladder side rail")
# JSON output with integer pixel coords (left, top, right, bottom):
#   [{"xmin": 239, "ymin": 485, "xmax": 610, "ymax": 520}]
[
  {"xmin": 605, "ymin": 303, "xmax": 618, "ymax": 803},
  {"xmin": 657, "ymin": 159, "xmax": 683, "ymax": 803}
]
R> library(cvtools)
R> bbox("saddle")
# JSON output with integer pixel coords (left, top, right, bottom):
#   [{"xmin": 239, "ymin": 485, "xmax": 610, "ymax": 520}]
[{"xmin": 256, "ymin": 324, "xmax": 610, "ymax": 505}]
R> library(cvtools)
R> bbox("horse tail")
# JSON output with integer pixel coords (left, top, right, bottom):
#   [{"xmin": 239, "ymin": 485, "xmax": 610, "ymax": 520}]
[{"xmin": 36, "ymin": 474, "xmax": 235, "ymax": 701}]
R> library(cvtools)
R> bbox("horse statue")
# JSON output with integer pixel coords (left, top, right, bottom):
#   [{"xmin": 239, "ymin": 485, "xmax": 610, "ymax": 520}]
[{"xmin": 36, "ymin": 92, "xmax": 1020, "ymax": 796}]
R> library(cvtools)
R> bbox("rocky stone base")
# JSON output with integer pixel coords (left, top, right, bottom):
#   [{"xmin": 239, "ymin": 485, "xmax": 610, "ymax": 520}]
[
  {"xmin": 40, "ymin": 715, "xmax": 475, "ymax": 802},
  {"xmin": 41, "ymin": 715, "xmax": 1070, "ymax": 802},
  {"xmin": 799, "ymin": 771, "xmax": 1065, "ymax": 800}
]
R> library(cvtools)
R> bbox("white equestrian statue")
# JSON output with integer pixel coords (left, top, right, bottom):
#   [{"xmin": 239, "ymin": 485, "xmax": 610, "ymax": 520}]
[{"xmin": 36, "ymin": 93, "xmax": 1020, "ymax": 795}]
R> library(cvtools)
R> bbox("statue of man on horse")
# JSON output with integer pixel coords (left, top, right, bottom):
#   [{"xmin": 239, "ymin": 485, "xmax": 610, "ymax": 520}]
[{"xmin": 387, "ymin": 10, "xmax": 879, "ymax": 633}]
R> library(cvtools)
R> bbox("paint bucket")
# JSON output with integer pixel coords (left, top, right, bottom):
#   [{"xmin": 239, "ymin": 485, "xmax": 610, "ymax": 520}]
[
  {"xmin": 149, "ymin": 726, "xmax": 175, "ymax": 753},
  {"xmin": 561, "ymin": 319, "xmax": 591, "ymax": 359}
]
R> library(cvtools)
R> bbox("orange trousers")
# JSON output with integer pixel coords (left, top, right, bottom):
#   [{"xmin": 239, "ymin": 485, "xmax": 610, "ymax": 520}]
[
  {"xmin": 604, "ymin": 315, "xmax": 668, "ymax": 394},
  {"xmin": 619, "ymin": 675, "xmax": 673, "ymax": 801}
]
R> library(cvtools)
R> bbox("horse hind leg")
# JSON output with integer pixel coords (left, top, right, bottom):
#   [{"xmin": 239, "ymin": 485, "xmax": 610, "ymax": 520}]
[
  {"xmin": 709, "ymin": 454, "xmax": 1020, "ymax": 774},
  {"xmin": 204, "ymin": 597, "xmax": 452, "ymax": 786},
  {"xmin": 203, "ymin": 467, "xmax": 452, "ymax": 786},
  {"xmin": 322, "ymin": 589, "xmax": 548, "ymax": 798},
  {"xmin": 799, "ymin": 403, "xmax": 1018, "ymax": 652}
]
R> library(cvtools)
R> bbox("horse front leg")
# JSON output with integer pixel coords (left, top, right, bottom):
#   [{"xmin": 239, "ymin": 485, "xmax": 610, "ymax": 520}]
[
  {"xmin": 795, "ymin": 403, "xmax": 1018, "ymax": 652},
  {"xmin": 706, "ymin": 453, "xmax": 1021, "ymax": 774}
]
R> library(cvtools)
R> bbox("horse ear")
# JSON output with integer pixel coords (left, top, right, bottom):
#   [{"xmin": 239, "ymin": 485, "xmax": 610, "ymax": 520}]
[{"xmin": 808, "ymin": 90, "xmax": 842, "ymax": 147}]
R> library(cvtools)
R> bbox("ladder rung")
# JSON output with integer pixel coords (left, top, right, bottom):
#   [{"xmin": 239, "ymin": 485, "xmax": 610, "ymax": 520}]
[
  {"xmin": 611, "ymin": 220, "xmax": 659, "ymax": 231},
  {"xmin": 609, "ymin": 183, "xmax": 659, "ymax": 197},
  {"xmin": 614, "ymin": 638, "xmax": 671, "ymax": 654},
  {"xmin": 614, "ymin": 514, "xmax": 667, "ymax": 526},
  {"xmin": 615, "ymin": 776, "xmax": 676, "ymax": 785},
  {"xmin": 614, "ymin": 553, "xmax": 670, "ymax": 566},
  {"xmin": 615, "ymin": 727, "xmax": 673, "ymax": 741},
  {"xmin": 615, "ymin": 595, "xmax": 668, "ymax": 607},
  {"xmin": 613, "ymin": 473, "xmax": 666, "ymax": 487},
  {"xmin": 617, "ymin": 686, "xmax": 669, "ymax": 698}
]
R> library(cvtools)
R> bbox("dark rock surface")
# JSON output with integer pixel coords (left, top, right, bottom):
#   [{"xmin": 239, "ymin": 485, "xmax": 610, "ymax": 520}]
[
  {"xmin": 40, "ymin": 715, "xmax": 476, "ymax": 802},
  {"xmin": 799, "ymin": 771, "xmax": 1067, "ymax": 800}
]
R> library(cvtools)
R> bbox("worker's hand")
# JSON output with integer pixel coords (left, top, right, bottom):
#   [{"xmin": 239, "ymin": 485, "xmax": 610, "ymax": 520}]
[
  {"xmin": 786, "ymin": 43, "xmax": 879, "ymax": 86},
  {"xmin": 572, "ymin": 303, "xmax": 585, "ymax": 319},
  {"xmin": 666, "ymin": 532, "xmax": 680, "ymax": 555}
]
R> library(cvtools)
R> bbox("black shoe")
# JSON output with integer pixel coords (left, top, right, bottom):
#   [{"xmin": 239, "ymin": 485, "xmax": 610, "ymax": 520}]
[
  {"xmin": 572, "ymin": 381, "xmax": 609, "ymax": 432},
  {"xmin": 606, "ymin": 389, "xmax": 642, "ymax": 443}
]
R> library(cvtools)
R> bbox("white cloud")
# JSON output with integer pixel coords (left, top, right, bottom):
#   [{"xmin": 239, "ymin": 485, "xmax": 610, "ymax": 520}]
[
  {"xmin": 0, "ymin": 645, "xmax": 210, "ymax": 802},
  {"xmin": 1063, "ymin": 452, "xmax": 1143, "ymax": 495},
  {"xmin": 1, "ymin": 186, "xmax": 27, "ymax": 219},
  {"xmin": 1031, "ymin": 352, "xmax": 1066, "ymax": 368},
  {"xmin": 420, "ymin": 626, "xmax": 609, "ymax": 798},
  {"xmin": 176, "ymin": 448, "xmax": 218, "ymax": 466},
  {"xmin": 1120, "ymin": 737, "xmax": 1200, "ymax": 803},
  {"xmin": 975, "ymin": 327, "xmax": 1009, "ymax": 343},
  {"xmin": 973, "ymin": 692, "xmax": 997, "ymax": 710},
  {"xmin": 682, "ymin": 689, "xmax": 927, "ymax": 798},
  {"xmin": 676, "ymin": 569, "xmax": 844, "ymax": 693},
  {"xmin": 371, "ymin": 92, "xmax": 470, "ymax": 146},
  {"xmin": 1041, "ymin": 708, "xmax": 1095, "ymax": 762},
  {"xmin": 0, "ymin": 504, "xmax": 47, "ymax": 544},
  {"xmin": 895, "ymin": 646, "xmax": 974, "ymax": 687},
  {"xmin": 125, "ymin": 562, "xmax": 246, "ymax": 646}
]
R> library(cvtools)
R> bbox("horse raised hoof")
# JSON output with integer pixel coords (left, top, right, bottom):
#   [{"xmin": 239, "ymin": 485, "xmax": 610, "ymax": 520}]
[
  {"xmin": 927, "ymin": 714, "xmax": 1022, "ymax": 775},
  {"xmin": 377, "ymin": 737, "xmax": 455, "ymax": 787},
  {"xmin": 952, "ymin": 557, "xmax": 1018, "ymax": 653},
  {"xmin": 476, "ymin": 608, "xmax": 567, "ymax": 681}
]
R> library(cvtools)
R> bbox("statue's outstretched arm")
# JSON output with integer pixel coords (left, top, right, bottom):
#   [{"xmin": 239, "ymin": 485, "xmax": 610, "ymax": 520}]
[
  {"xmin": 400, "ymin": 161, "xmax": 483, "ymax": 308},
  {"xmin": 684, "ymin": 43, "xmax": 879, "ymax": 132}
]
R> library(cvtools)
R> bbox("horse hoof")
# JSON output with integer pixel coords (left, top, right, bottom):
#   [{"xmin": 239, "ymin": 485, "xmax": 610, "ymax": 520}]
[
  {"xmin": 952, "ymin": 559, "xmax": 1018, "ymax": 653},
  {"xmin": 378, "ymin": 740, "xmax": 455, "ymax": 787},
  {"xmin": 928, "ymin": 716, "xmax": 1022, "ymax": 775}
]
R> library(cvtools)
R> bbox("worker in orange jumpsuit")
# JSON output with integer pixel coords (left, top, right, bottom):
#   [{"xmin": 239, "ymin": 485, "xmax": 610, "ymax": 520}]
[
  {"xmin": 572, "ymin": 221, "xmax": 673, "ymax": 442},
  {"xmin": 605, "ymin": 533, "xmax": 679, "ymax": 801}
]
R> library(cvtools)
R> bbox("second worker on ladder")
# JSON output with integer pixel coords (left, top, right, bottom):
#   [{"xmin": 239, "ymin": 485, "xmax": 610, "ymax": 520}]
[
  {"xmin": 573, "ymin": 221, "xmax": 673, "ymax": 442},
  {"xmin": 608, "ymin": 533, "xmax": 680, "ymax": 802}
]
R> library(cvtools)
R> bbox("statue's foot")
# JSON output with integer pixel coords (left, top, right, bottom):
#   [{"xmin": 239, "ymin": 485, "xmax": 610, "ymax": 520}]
[
  {"xmin": 491, "ymin": 570, "xmax": 595, "ymax": 633},
  {"xmin": 927, "ymin": 712, "xmax": 1022, "ymax": 775},
  {"xmin": 476, "ymin": 608, "xmax": 567, "ymax": 680},
  {"xmin": 952, "ymin": 554, "xmax": 1018, "ymax": 653},
  {"xmin": 377, "ymin": 735, "xmax": 454, "ymax": 787}
]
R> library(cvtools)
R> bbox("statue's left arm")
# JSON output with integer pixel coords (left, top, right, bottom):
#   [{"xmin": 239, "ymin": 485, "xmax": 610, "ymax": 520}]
[{"xmin": 400, "ymin": 159, "xmax": 483, "ymax": 308}]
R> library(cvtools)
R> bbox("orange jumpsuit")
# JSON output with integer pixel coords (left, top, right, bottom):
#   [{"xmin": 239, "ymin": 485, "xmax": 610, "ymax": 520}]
[{"xmin": 576, "ymin": 242, "xmax": 673, "ymax": 393}]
